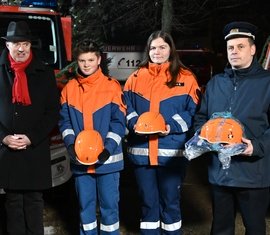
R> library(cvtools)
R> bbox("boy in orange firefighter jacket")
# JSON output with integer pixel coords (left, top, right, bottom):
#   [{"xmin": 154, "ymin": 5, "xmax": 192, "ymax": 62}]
[
  {"xmin": 124, "ymin": 31, "xmax": 200, "ymax": 235},
  {"xmin": 59, "ymin": 39, "xmax": 126, "ymax": 235}
]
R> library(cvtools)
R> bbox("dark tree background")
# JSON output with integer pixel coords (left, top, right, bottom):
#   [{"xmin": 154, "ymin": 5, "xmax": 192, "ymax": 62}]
[
  {"xmin": 55, "ymin": 0, "xmax": 270, "ymax": 60},
  {"xmin": 7, "ymin": 0, "xmax": 270, "ymax": 53}
]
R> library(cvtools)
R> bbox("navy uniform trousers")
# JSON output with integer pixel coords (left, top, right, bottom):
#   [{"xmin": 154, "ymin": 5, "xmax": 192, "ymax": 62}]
[{"xmin": 210, "ymin": 185, "xmax": 269, "ymax": 235}]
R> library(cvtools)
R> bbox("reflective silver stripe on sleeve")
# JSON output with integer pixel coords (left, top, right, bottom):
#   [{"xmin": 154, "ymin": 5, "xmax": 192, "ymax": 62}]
[
  {"xmin": 140, "ymin": 220, "xmax": 160, "ymax": 229},
  {"xmin": 161, "ymin": 220, "xmax": 182, "ymax": 231},
  {"xmin": 103, "ymin": 153, "xmax": 123, "ymax": 164},
  {"xmin": 172, "ymin": 114, "xmax": 188, "ymax": 132},
  {"xmin": 127, "ymin": 147, "xmax": 184, "ymax": 157},
  {"xmin": 100, "ymin": 221, "xmax": 119, "ymax": 232},
  {"xmin": 83, "ymin": 220, "xmax": 97, "ymax": 231},
  {"xmin": 126, "ymin": 111, "xmax": 138, "ymax": 122},
  {"xmin": 62, "ymin": 129, "xmax": 75, "ymax": 139},
  {"xmin": 107, "ymin": 132, "xmax": 122, "ymax": 145}
]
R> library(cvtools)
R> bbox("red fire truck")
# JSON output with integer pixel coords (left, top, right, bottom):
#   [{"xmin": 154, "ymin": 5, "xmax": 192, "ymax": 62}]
[{"xmin": 0, "ymin": 0, "xmax": 73, "ymax": 187}]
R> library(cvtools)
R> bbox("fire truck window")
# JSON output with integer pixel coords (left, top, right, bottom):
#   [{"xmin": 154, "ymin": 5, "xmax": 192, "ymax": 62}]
[{"xmin": 27, "ymin": 19, "xmax": 55, "ymax": 65}]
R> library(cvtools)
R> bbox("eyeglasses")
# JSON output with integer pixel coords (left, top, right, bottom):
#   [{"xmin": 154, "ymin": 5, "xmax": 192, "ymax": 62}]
[{"xmin": 10, "ymin": 42, "xmax": 31, "ymax": 49}]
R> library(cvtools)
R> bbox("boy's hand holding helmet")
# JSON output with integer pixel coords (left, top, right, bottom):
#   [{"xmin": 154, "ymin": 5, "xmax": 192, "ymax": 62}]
[
  {"xmin": 97, "ymin": 149, "xmax": 111, "ymax": 163},
  {"xmin": 67, "ymin": 144, "xmax": 81, "ymax": 164}
]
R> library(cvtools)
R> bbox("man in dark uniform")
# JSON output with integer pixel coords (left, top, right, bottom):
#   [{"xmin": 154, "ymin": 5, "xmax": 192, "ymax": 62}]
[
  {"xmin": 194, "ymin": 21, "xmax": 270, "ymax": 235},
  {"xmin": 0, "ymin": 21, "xmax": 59, "ymax": 235}
]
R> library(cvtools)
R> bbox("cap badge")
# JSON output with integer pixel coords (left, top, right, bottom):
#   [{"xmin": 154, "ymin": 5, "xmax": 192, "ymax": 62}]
[{"xmin": 230, "ymin": 28, "xmax": 239, "ymax": 33}]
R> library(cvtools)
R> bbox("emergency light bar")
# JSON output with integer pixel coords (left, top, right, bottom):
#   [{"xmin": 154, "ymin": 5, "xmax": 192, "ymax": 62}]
[{"xmin": 21, "ymin": 0, "xmax": 57, "ymax": 8}]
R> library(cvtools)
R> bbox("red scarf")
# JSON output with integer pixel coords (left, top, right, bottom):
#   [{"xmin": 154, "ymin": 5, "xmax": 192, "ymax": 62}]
[{"xmin": 8, "ymin": 51, "xmax": 33, "ymax": 105}]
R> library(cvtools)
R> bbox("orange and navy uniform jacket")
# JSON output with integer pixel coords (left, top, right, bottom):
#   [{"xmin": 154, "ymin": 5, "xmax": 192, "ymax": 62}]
[
  {"xmin": 59, "ymin": 68, "xmax": 126, "ymax": 174},
  {"xmin": 123, "ymin": 62, "xmax": 200, "ymax": 166}
]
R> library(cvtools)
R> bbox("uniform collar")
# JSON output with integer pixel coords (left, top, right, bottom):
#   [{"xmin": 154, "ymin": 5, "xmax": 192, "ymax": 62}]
[
  {"xmin": 76, "ymin": 67, "xmax": 103, "ymax": 85},
  {"xmin": 225, "ymin": 57, "xmax": 261, "ymax": 79},
  {"xmin": 148, "ymin": 62, "xmax": 170, "ymax": 77}
]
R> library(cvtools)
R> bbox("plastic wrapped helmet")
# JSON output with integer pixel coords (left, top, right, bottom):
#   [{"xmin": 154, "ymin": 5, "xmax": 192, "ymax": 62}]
[
  {"xmin": 199, "ymin": 117, "xmax": 243, "ymax": 144},
  {"xmin": 74, "ymin": 130, "xmax": 104, "ymax": 165},
  {"xmin": 135, "ymin": 111, "xmax": 166, "ymax": 134}
]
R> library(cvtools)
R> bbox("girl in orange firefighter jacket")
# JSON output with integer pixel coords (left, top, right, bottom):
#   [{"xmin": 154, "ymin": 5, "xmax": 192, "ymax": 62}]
[
  {"xmin": 59, "ymin": 39, "xmax": 126, "ymax": 235},
  {"xmin": 123, "ymin": 31, "xmax": 200, "ymax": 235}
]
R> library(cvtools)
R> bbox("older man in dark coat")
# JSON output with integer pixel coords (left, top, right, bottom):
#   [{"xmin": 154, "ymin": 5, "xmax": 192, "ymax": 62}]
[{"xmin": 0, "ymin": 21, "xmax": 59, "ymax": 235}]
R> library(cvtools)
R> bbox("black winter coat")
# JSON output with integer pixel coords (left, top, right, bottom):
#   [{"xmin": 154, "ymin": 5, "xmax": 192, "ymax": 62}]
[
  {"xmin": 194, "ymin": 58, "xmax": 270, "ymax": 188},
  {"xmin": 0, "ymin": 48, "xmax": 59, "ymax": 190}
]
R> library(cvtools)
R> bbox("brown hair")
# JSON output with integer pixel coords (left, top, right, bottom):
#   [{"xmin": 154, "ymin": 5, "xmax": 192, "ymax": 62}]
[
  {"xmin": 73, "ymin": 39, "xmax": 101, "ymax": 59},
  {"xmin": 139, "ymin": 31, "xmax": 188, "ymax": 88},
  {"xmin": 73, "ymin": 39, "xmax": 109, "ymax": 75}
]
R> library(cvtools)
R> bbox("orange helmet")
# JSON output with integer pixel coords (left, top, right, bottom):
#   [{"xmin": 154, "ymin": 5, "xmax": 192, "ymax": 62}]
[
  {"xmin": 199, "ymin": 117, "xmax": 243, "ymax": 144},
  {"xmin": 74, "ymin": 130, "xmax": 104, "ymax": 165},
  {"xmin": 135, "ymin": 111, "xmax": 166, "ymax": 134}
]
